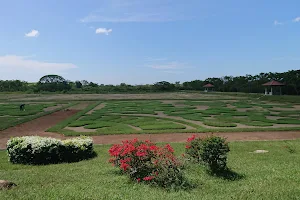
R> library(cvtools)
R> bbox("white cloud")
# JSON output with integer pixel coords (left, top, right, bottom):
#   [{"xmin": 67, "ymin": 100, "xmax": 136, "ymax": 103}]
[
  {"xmin": 0, "ymin": 55, "xmax": 77, "ymax": 81},
  {"xmin": 95, "ymin": 28, "xmax": 112, "ymax": 35},
  {"xmin": 25, "ymin": 30, "xmax": 39, "ymax": 37},
  {"xmin": 293, "ymin": 17, "xmax": 300, "ymax": 22},
  {"xmin": 274, "ymin": 20, "xmax": 283, "ymax": 26}
]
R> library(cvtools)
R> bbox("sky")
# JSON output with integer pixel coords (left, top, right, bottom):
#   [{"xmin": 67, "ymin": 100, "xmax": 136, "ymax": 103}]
[{"xmin": 0, "ymin": 0, "xmax": 300, "ymax": 84}]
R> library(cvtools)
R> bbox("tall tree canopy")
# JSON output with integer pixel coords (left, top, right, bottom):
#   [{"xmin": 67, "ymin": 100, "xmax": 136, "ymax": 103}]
[{"xmin": 37, "ymin": 75, "xmax": 71, "ymax": 92}]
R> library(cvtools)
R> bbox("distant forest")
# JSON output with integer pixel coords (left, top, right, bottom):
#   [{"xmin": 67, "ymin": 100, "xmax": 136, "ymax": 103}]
[{"xmin": 0, "ymin": 70, "xmax": 299, "ymax": 95}]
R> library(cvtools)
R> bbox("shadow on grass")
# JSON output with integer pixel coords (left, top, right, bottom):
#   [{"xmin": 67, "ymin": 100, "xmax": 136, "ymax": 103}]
[
  {"xmin": 63, "ymin": 151, "xmax": 98, "ymax": 163},
  {"xmin": 209, "ymin": 168, "xmax": 245, "ymax": 181},
  {"xmin": 107, "ymin": 169, "xmax": 124, "ymax": 176},
  {"xmin": 10, "ymin": 151, "xmax": 99, "ymax": 165}
]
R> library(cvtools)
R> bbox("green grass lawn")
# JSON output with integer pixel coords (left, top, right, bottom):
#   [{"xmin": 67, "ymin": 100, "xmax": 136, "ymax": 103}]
[
  {"xmin": 0, "ymin": 103, "xmax": 73, "ymax": 131},
  {"xmin": 1, "ymin": 140, "xmax": 300, "ymax": 200},
  {"xmin": 47, "ymin": 99, "xmax": 300, "ymax": 136}
]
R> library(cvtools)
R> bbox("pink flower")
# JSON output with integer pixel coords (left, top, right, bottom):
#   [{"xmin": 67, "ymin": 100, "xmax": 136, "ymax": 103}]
[
  {"xmin": 143, "ymin": 176, "xmax": 154, "ymax": 181},
  {"xmin": 187, "ymin": 135, "xmax": 196, "ymax": 142},
  {"xmin": 120, "ymin": 162, "xmax": 130, "ymax": 171},
  {"xmin": 150, "ymin": 145, "xmax": 158, "ymax": 151},
  {"xmin": 136, "ymin": 151, "xmax": 147, "ymax": 157},
  {"xmin": 164, "ymin": 144, "xmax": 174, "ymax": 153}
]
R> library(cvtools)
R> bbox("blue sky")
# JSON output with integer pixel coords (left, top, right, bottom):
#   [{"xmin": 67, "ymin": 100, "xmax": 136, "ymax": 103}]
[{"xmin": 0, "ymin": 0, "xmax": 299, "ymax": 84}]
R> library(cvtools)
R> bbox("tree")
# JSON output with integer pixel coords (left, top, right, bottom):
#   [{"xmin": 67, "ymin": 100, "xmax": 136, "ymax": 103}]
[
  {"xmin": 39, "ymin": 75, "xmax": 66, "ymax": 84},
  {"xmin": 182, "ymin": 80, "xmax": 203, "ymax": 90},
  {"xmin": 88, "ymin": 82, "xmax": 98, "ymax": 87},
  {"xmin": 153, "ymin": 81, "xmax": 175, "ymax": 91},
  {"xmin": 75, "ymin": 81, "xmax": 83, "ymax": 89},
  {"xmin": 37, "ymin": 75, "xmax": 71, "ymax": 92}
]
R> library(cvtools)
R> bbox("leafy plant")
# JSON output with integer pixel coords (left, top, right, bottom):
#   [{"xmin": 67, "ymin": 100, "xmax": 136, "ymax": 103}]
[
  {"xmin": 186, "ymin": 135, "xmax": 230, "ymax": 172},
  {"xmin": 108, "ymin": 139, "xmax": 190, "ymax": 190},
  {"xmin": 7, "ymin": 136, "xmax": 95, "ymax": 164}
]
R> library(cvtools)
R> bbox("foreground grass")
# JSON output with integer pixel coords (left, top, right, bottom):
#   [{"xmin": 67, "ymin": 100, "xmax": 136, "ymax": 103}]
[{"xmin": 1, "ymin": 140, "xmax": 300, "ymax": 200}]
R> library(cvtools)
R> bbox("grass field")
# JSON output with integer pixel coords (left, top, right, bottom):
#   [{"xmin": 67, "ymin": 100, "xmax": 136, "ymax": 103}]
[
  {"xmin": 1, "ymin": 140, "xmax": 300, "ymax": 200},
  {"xmin": 0, "ymin": 102, "xmax": 73, "ymax": 131},
  {"xmin": 1, "ymin": 92, "xmax": 300, "ymax": 134},
  {"xmin": 44, "ymin": 98, "xmax": 300, "ymax": 136}
]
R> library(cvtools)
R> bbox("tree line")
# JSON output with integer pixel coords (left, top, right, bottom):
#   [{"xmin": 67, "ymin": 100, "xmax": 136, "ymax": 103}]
[{"xmin": 0, "ymin": 70, "xmax": 299, "ymax": 95}]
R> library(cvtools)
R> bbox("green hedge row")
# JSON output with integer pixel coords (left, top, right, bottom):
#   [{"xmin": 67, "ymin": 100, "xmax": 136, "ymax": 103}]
[
  {"xmin": 47, "ymin": 101, "xmax": 101, "ymax": 133},
  {"xmin": 7, "ymin": 136, "xmax": 96, "ymax": 165}
]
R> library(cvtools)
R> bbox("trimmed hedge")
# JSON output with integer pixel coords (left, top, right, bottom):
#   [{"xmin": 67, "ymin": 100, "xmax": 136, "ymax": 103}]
[{"xmin": 7, "ymin": 136, "xmax": 96, "ymax": 164}]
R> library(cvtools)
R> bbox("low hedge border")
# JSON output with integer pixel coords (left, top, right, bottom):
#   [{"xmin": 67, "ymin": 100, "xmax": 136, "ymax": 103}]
[
  {"xmin": 7, "ymin": 136, "xmax": 96, "ymax": 165},
  {"xmin": 47, "ymin": 101, "xmax": 101, "ymax": 133}
]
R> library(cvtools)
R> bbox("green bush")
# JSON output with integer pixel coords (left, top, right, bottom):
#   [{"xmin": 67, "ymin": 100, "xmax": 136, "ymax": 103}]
[
  {"xmin": 7, "ymin": 136, "xmax": 95, "ymax": 165},
  {"xmin": 186, "ymin": 135, "xmax": 230, "ymax": 172},
  {"xmin": 61, "ymin": 137, "xmax": 95, "ymax": 162}
]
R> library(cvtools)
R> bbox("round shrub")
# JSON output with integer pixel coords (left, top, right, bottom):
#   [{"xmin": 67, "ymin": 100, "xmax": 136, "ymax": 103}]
[
  {"xmin": 7, "ymin": 136, "xmax": 95, "ymax": 165},
  {"xmin": 61, "ymin": 137, "xmax": 95, "ymax": 162},
  {"xmin": 186, "ymin": 135, "xmax": 230, "ymax": 172}
]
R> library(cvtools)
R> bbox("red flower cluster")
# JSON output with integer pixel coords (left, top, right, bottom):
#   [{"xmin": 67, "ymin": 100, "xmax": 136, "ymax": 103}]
[
  {"xmin": 108, "ymin": 138, "xmax": 180, "ymax": 184},
  {"xmin": 143, "ymin": 176, "xmax": 154, "ymax": 181},
  {"xmin": 185, "ymin": 135, "xmax": 197, "ymax": 149},
  {"xmin": 187, "ymin": 134, "xmax": 196, "ymax": 142}
]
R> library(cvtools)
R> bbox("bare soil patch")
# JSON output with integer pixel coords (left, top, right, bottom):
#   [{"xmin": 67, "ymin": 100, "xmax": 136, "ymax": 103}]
[
  {"xmin": 235, "ymin": 123, "xmax": 256, "ymax": 128},
  {"xmin": 65, "ymin": 126, "xmax": 96, "ymax": 133},
  {"xmin": 272, "ymin": 124, "xmax": 300, "ymax": 128},
  {"xmin": 271, "ymin": 107, "xmax": 300, "ymax": 111},
  {"xmin": 294, "ymin": 105, "xmax": 300, "ymax": 109},
  {"xmin": 236, "ymin": 108, "xmax": 250, "ymax": 112},
  {"xmin": 127, "ymin": 125, "xmax": 142, "ymax": 131},
  {"xmin": 87, "ymin": 103, "xmax": 106, "ymax": 114},
  {"xmin": 88, "ymin": 131, "xmax": 300, "ymax": 145},
  {"xmin": 221, "ymin": 100, "xmax": 238, "ymax": 102},
  {"xmin": 161, "ymin": 100, "xmax": 184, "ymax": 104},
  {"xmin": 69, "ymin": 102, "xmax": 91, "ymax": 110},
  {"xmin": 266, "ymin": 116, "xmax": 284, "ymax": 120},
  {"xmin": 8, "ymin": 93, "xmax": 245, "ymax": 101},
  {"xmin": 226, "ymin": 104, "xmax": 236, "ymax": 109},
  {"xmin": 43, "ymin": 104, "xmax": 64, "ymax": 112},
  {"xmin": 270, "ymin": 111, "xmax": 280, "ymax": 115},
  {"xmin": 195, "ymin": 105, "xmax": 209, "ymax": 110}
]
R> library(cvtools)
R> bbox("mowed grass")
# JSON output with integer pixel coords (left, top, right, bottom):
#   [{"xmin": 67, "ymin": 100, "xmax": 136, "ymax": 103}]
[
  {"xmin": 46, "ymin": 99, "xmax": 300, "ymax": 136},
  {"xmin": 0, "ymin": 103, "xmax": 54, "ymax": 116},
  {"xmin": 1, "ymin": 140, "xmax": 300, "ymax": 200},
  {"xmin": 0, "ymin": 103, "xmax": 72, "ymax": 131}
]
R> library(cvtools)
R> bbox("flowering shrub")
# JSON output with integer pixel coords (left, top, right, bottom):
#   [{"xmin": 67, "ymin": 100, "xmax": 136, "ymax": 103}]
[
  {"xmin": 62, "ymin": 137, "xmax": 94, "ymax": 162},
  {"xmin": 109, "ymin": 139, "xmax": 190, "ymax": 189},
  {"xmin": 186, "ymin": 135, "xmax": 230, "ymax": 172},
  {"xmin": 7, "ymin": 136, "xmax": 95, "ymax": 164},
  {"xmin": 185, "ymin": 135, "xmax": 202, "ymax": 163}
]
